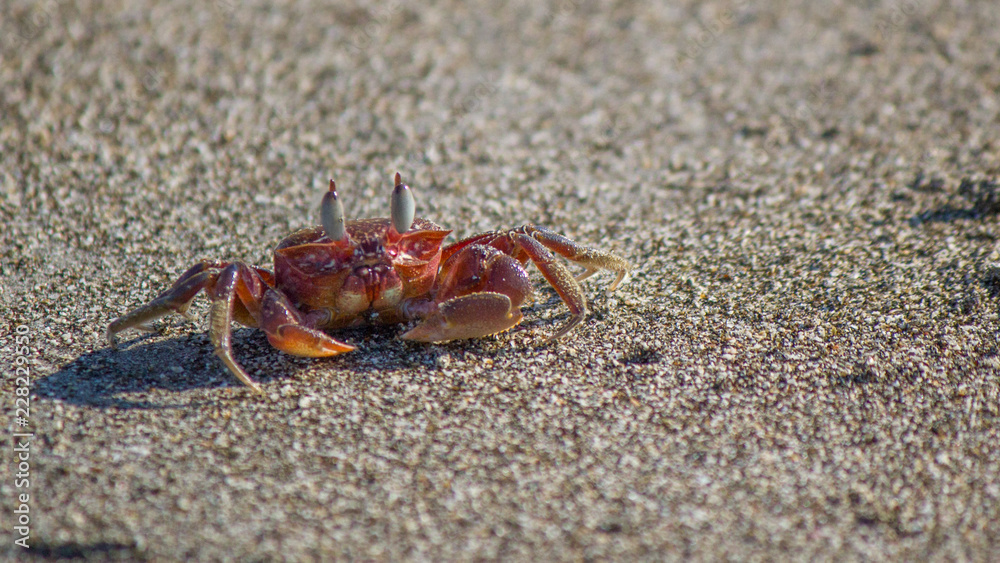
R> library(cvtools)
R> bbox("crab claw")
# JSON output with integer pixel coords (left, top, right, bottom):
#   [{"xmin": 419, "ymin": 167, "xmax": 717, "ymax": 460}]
[
  {"xmin": 321, "ymin": 179, "xmax": 348, "ymax": 242},
  {"xmin": 402, "ymin": 292, "xmax": 523, "ymax": 342},
  {"xmin": 391, "ymin": 172, "xmax": 415, "ymax": 235}
]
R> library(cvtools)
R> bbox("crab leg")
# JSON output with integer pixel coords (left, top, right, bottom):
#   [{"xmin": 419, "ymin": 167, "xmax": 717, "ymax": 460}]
[
  {"xmin": 526, "ymin": 226, "xmax": 631, "ymax": 292},
  {"xmin": 512, "ymin": 226, "xmax": 630, "ymax": 339},
  {"xmin": 208, "ymin": 263, "xmax": 264, "ymax": 392},
  {"xmin": 510, "ymin": 232, "xmax": 590, "ymax": 341},
  {"xmin": 442, "ymin": 225, "xmax": 630, "ymax": 292},
  {"xmin": 439, "ymin": 232, "xmax": 499, "ymax": 264},
  {"xmin": 106, "ymin": 260, "xmax": 229, "ymax": 347},
  {"xmin": 109, "ymin": 257, "xmax": 351, "ymax": 393},
  {"xmin": 411, "ymin": 225, "xmax": 630, "ymax": 342},
  {"xmin": 209, "ymin": 264, "xmax": 353, "ymax": 393}
]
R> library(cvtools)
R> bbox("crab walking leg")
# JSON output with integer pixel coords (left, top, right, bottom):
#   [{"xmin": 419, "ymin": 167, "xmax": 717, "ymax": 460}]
[
  {"xmin": 443, "ymin": 226, "xmax": 631, "ymax": 293},
  {"xmin": 208, "ymin": 263, "xmax": 272, "ymax": 393},
  {"xmin": 206, "ymin": 262, "xmax": 352, "ymax": 392},
  {"xmin": 439, "ymin": 231, "xmax": 502, "ymax": 264},
  {"xmin": 416, "ymin": 226, "xmax": 631, "ymax": 343},
  {"xmin": 525, "ymin": 226, "xmax": 631, "ymax": 292},
  {"xmin": 106, "ymin": 260, "xmax": 230, "ymax": 347},
  {"xmin": 510, "ymin": 233, "xmax": 592, "ymax": 341}
]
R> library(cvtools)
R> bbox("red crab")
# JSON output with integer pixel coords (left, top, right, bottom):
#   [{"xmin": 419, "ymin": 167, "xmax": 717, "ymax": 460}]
[{"xmin": 107, "ymin": 173, "xmax": 630, "ymax": 393}]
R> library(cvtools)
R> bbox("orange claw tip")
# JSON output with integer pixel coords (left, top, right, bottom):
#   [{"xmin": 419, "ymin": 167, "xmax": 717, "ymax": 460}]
[
  {"xmin": 266, "ymin": 325, "xmax": 355, "ymax": 357},
  {"xmin": 328, "ymin": 179, "xmax": 338, "ymax": 194},
  {"xmin": 394, "ymin": 171, "xmax": 402, "ymax": 186}
]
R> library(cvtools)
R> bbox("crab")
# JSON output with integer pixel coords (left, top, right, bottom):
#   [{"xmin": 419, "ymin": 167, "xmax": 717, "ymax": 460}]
[{"xmin": 107, "ymin": 173, "xmax": 630, "ymax": 393}]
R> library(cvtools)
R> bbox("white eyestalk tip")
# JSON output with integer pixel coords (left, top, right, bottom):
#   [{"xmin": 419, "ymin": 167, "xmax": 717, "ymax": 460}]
[
  {"xmin": 321, "ymin": 179, "xmax": 347, "ymax": 241},
  {"xmin": 391, "ymin": 173, "xmax": 415, "ymax": 234}
]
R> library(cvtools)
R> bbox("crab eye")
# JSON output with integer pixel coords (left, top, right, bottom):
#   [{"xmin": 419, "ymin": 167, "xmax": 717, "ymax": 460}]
[
  {"xmin": 390, "ymin": 172, "xmax": 415, "ymax": 235},
  {"xmin": 321, "ymin": 179, "xmax": 347, "ymax": 242}
]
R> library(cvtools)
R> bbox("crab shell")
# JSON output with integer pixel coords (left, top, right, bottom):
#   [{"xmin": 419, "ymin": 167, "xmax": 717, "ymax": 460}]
[{"xmin": 273, "ymin": 219, "xmax": 451, "ymax": 327}]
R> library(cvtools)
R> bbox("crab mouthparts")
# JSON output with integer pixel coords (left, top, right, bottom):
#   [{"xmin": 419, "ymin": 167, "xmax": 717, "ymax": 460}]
[{"xmin": 353, "ymin": 263, "xmax": 398, "ymax": 306}]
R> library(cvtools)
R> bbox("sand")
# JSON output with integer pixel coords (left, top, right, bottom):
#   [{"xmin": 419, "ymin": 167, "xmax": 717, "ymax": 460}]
[{"xmin": 1, "ymin": 0, "xmax": 998, "ymax": 560}]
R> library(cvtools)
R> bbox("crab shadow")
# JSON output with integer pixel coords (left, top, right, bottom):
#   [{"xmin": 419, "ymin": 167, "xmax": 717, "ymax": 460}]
[
  {"xmin": 15, "ymin": 540, "xmax": 143, "ymax": 560},
  {"xmin": 37, "ymin": 322, "xmax": 530, "ymax": 410},
  {"xmin": 35, "ymin": 330, "xmax": 261, "ymax": 409}
]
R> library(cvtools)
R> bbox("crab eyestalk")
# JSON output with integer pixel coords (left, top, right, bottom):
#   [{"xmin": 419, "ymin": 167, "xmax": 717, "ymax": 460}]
[
  {"xmin": 321, "ymin": 179, "xmax": 348, "ymax": 242},
  {"xmin": 391, "ymin": 172, "xmax": 415, "ymax": 235}
]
